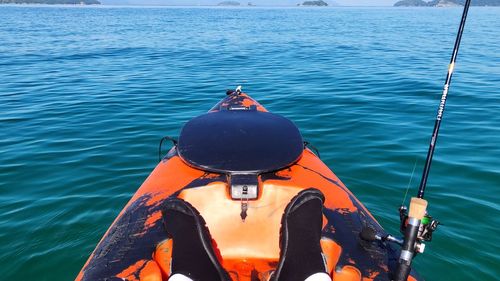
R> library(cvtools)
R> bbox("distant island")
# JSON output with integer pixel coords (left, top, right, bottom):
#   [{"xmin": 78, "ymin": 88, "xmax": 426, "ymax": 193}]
[
  {"xmin": 0, "ymin": 0, "xmax": 100, "ymax": 4},
  {"xmin": 217, "ymin": 1, "xmax": 240, "ymax": 5},
  {"xmin": 394, "ymin": 0, "xmax": 500, "ymax": 6},
  {"xmin": 300, "ymin": 0, "xmax": 328, "ymax": 6}
]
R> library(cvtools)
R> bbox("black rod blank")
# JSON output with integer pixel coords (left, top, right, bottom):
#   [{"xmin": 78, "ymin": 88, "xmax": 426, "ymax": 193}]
[{"xmin": 417, "ymin": 0, "xmax": 472, "ymax": 199}]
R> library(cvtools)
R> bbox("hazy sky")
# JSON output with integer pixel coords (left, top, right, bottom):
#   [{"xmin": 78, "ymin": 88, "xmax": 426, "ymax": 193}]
[{"xmin": 101, "ymin": 0, "xmax": 398, "ymax": 6}]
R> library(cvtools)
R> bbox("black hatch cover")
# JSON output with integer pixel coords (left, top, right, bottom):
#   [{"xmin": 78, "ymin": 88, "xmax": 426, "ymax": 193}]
[{"xmin": 177, "ymin": 110, "xmax": 303, "ymax": 174}]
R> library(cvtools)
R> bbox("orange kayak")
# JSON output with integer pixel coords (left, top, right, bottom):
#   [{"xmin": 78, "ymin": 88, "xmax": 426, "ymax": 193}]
[{"xmin": 76, "ymin": 90, "xmax": 422, "ymax": 281}]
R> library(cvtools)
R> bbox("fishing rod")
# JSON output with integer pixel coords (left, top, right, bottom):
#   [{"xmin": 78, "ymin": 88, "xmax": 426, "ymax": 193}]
[
  {"xmin": 394, "ymin": 0, "xmax": 472, "ymax": 280},
  {"xmin": 417, "ymin": 0, "xmax": 472, "ymax": 200}
]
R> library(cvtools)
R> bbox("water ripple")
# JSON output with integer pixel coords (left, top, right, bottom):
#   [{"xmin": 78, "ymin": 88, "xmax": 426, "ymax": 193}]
[{"xmin": 0, "ymin": 5, "xmax": 499, "ymax": 281}]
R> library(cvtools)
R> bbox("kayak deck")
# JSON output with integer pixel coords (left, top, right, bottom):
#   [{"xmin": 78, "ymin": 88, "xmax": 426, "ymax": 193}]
[{"xmin": 76, "ymin": 93, "xmax": 421, "ymax": 281}]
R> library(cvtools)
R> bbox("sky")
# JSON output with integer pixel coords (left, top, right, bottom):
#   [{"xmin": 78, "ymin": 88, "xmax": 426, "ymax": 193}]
[{"xmin": 101, "ymin": 0, "xmax": 398, "ymax": 6}]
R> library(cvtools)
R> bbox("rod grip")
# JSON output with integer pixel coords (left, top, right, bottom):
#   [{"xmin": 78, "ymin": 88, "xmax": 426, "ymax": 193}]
[
  {"xmin": 394, "ymin": 197, "xmax": 427, "ymax": 281},
  {"xmin": 394, "ymin": 220, "xmax": 420, "ymax": 281},
  {"xmin": 394, "ymin": 262, "xmax": 412, "ymax": 281},
  {"xmin": 409, "ymin": 197, "xmax": 428, "ymax": 220}
]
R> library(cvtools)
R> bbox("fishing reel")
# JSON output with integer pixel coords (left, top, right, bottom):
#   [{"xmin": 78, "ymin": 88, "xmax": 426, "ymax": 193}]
[{"xmin": 399, "ymin": 205, "xmax": 440, "ymax": 244}]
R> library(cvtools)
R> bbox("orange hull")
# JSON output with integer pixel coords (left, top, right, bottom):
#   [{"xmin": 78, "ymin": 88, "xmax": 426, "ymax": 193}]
[{"xmin": 77, "ymin": 92, "xmax": 422, "ymax": 281}]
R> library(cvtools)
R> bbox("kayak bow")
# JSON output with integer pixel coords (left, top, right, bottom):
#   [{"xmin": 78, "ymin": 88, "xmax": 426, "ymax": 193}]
[{"xmin": 76, "ymin": 90, "xmax": 422, "ymax": 281}]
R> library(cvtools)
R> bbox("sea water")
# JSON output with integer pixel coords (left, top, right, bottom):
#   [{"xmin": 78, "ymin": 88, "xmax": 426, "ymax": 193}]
[{"xmin": 0, "ymin": 5, "xmax": 499, "ymax": 280}]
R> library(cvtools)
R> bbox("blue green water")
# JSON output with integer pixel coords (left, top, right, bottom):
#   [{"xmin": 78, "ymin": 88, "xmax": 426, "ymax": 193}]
[{"xmin": 0, "ymin": 5, "xmax": 499, "ymax": 281}]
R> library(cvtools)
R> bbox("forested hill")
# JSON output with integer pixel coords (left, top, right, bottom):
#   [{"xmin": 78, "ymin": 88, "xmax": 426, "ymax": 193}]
[
  {"xmin": 394, "ymin": 0, "xmax": 500, "ymax": 6},
  {"xmin": 0, "ymin": 0, "xmax": 100, "ymax": 4}
]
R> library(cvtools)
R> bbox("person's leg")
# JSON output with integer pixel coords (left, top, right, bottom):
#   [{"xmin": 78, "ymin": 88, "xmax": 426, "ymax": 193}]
[
  {"xmin": 273, "ymin": 188, "xmax": 330, "ymax": 281},
  {"xmin": 163, "ymin": 192, "xmax": 332, "ymax": 281},
  {"xmin": 168, "ymin": 272, "xmax": 332, "ymax": 281},
  {"xmin": 162, "ymin": 198, "xmax": 230, "ymax": 281}
]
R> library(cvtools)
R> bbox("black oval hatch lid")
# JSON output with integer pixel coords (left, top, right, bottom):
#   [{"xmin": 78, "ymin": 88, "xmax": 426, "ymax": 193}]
[{"xmin": 177, "ymin": 110, "xmax": 303, "ymax": 174}]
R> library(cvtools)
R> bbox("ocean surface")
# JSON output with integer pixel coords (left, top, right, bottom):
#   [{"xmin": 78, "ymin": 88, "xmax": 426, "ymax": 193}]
[{"xmin": 0, "ymin": 5, "xmax": 498, "ymax": 281}]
